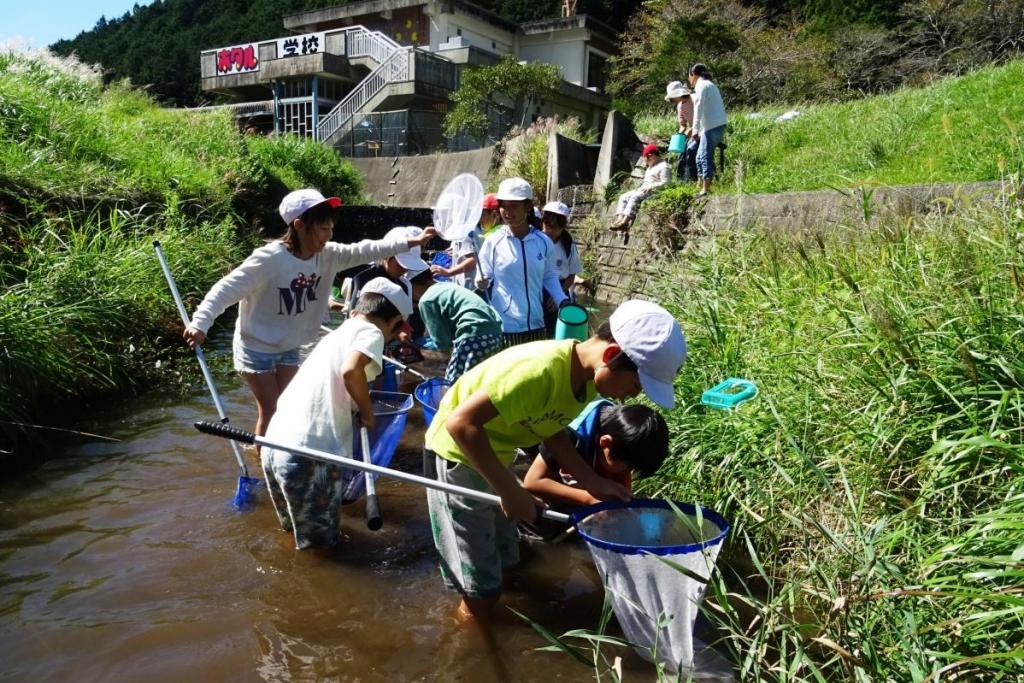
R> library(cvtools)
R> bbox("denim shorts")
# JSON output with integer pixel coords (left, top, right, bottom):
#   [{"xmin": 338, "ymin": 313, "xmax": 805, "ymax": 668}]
[{"xmin": 232, "ymin": 345, "xmax": 300, "ymax": 374}]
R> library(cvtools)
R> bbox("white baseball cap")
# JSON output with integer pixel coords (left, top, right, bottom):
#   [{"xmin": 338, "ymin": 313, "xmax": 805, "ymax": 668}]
[
  {"xmin": 278, "ymin": 189, "xmax": 342, "ymax": 225},
  {"xmin": 359, "ymin": 277, "xmax": 413, "ymax": 319},
  {"xmin": 664, "ymin": 80, "xmax": 692, "ymax": 101},
  {"xmin": 542, "ymin": 201, "xmax": 571, "ymax": 218},
  {"xmin": 609, "ymin": 299, "xmax": 687, "ymax": 409},
  {"xmin": 383, "ymin": 226, "xmax": 430, "ymax": 273},
  {"xmin": 495, "ymin": 177, "xmax": 533, "ymax": 201}
]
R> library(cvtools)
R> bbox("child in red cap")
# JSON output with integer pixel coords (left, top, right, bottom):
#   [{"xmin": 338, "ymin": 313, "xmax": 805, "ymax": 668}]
[{"xmin": 610, "ymin": 144, "xmax": 669, "ymax": 231}]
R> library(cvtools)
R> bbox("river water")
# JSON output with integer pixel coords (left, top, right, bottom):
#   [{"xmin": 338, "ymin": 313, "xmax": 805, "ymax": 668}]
[{"xmin": 0, "ymin": 302, "xmax": 699, "ymax": 682}]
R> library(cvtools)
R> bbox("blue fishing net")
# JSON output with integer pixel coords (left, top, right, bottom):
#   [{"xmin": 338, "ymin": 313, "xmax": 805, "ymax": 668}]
[
  {"xmin": 571, "ymin": 499, "xmax": 731, "ymax": 676},
  {"xmin": 414, "ymin": 378, "xmax": 451, "ymax": 428},
  {"xmin": 232, "ymin": 475, "xmax": 262, "ymax": 511},
  {"xmin": 342, "ymin": 391, "xmax": 414, "ymax": 501},
  {"xmin": 431, "ymin": 252, "xmax": 451, "ymax": 281}
]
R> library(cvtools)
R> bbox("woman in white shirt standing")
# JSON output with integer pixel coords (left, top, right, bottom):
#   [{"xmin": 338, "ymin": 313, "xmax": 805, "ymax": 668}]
[
  {"xmin": 688, "ymin": 63, "xmax": 728, "ymax": 196},
  {"xmin": 540, "ymin": 200, "xmax": 582, "ymax": 336},
  {"xmin": 476, "ymin": 178, "xmax": 567, "ymax": 347}
]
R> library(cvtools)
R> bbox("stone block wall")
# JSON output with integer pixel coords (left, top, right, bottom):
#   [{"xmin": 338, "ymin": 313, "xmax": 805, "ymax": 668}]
[
  {"xmin": 696, "ymin": 180, "xmax": 1007, "ymax": 234},
  {"xmin": 558, "ymin": 185, "xmax": 686, "ymax": 303}
]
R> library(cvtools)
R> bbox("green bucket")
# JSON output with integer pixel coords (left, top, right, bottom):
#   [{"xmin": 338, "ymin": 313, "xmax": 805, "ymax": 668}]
[{"xmin": 555, "ymin": 303, "xmax": 590, "ymax": 341}]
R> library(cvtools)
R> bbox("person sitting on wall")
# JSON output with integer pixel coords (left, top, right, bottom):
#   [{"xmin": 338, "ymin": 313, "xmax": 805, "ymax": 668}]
[{"xmin": 610, "ymin": 144, "xmax": 670, "ymax": 232}]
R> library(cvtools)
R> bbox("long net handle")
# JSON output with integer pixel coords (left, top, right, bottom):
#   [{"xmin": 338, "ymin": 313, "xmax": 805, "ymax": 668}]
[
  {"xmin": 154, "ymin": 241, "xmax": 248, "ymax": 476},
  {"xmin": 195, "ymin": 421, "xmax": 569, "ymax": 524},
  {"xmin": 361, "ymin": 425, "xmax": 383, "ymax": 530}
]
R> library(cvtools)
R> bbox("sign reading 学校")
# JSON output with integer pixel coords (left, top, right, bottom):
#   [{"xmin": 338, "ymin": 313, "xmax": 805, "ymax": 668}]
[{"xmin": 277, "ymin": 33, "xmax": 326, "ymax": 58}]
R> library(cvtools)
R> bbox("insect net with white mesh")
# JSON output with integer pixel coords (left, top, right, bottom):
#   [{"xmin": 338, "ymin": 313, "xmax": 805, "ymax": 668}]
[
  {"xmin": 571, "ymin": 499, "xmax": 732, "ymax": 676},
  {"xmin": 433, "ymin": 173, "xmax": 484, "ymax": 242}
]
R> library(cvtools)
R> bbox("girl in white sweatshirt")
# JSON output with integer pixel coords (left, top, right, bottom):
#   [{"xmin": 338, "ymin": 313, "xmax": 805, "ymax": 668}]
[{"xmin": 183, "ymin": 188, "xmax": 435, "ymax": 443}]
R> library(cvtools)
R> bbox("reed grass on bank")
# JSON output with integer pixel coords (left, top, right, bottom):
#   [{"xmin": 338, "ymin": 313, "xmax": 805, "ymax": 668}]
[
  {"xmin": 629, "ymin": 190, "xmax": 1024, "ymax": 679},
  {"xmin": 0, "ymin": 46, "xmax": 362, "ymax": 459},
  {"xmin": 534, "ymin": 189, "xmax": 1023, "ymax": 680}
]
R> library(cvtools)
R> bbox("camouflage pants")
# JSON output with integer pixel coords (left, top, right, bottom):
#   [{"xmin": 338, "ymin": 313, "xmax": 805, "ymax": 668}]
[{"xmin": 262, "ymin": 447, "xmax": 347, "ymax": 549}]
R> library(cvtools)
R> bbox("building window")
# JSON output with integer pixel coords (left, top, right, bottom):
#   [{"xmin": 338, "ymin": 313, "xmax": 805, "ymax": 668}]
[{"xmin": 587, "ymin": 51, "xmax": 608, "ymax": 92}]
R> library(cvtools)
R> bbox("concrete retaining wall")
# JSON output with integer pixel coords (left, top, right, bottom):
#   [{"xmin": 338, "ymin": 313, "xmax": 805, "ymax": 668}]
[
  {"xmin": 563, "ymin": 180, "xmax": 1013, "ymax": 304},
  {"xmin": 348, "ymin": 146, "xmax": 498, "ymax": 207},
  {"xmin": 546, "ymin": 133, "xmax": 599, "ymax": 204},
  {"xmin": 696, "ymin": 180, "xmax": 1008, "ymax": 234}
]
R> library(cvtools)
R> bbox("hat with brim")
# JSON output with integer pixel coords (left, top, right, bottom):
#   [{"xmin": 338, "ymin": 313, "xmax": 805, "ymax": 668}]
[
  {"xmin": 384, "ymin": 226, "xmax": 430, "ymax": 273},
  {"xmin": 360, "ymin": 277, "xmax": 413, "ymax": 319},
  {"xmin": 609, "ymin": 299, "xmax": 687, "ymax": 409},
  {"xmin": 495, "ymin": 177, "xmax": 533, "ymax": 201},
  {"xmin": 664, "ymin": 80, "xmax": 692, "ymax": 101},
  {"xmin": 542, "ymin": 201, "xmax": 571, "ymax": 217},
  {"xmin": 279, "ymin": 189, "xmax": 343, "ymax": 224}
]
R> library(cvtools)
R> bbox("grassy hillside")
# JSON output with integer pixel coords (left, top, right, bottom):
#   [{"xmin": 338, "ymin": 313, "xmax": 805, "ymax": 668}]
[
  {"xmin": 647, "ymin": 198, "xmax": 1024, "ymax": 680},
  {"xmin": 0, "ymin": 47, "xmax": 362, "ymax": 460},
  {"xmin": 547, "ymin": 196, "xmax": 1024, "ymax": 680},
  {"xmin": 635, "ymin": 59, "xmax": 1024, "ymax": 194}
]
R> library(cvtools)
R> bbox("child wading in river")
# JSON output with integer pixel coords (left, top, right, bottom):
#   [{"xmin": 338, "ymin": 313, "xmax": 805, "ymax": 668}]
[
  {"xmin": 183, "ymin": 189, "xmax": 434, "ymax": 444},
  {"xmin": 262, "ymin": 278, "xmax": 411, "ymax": 549},
  {"xmin": 424, "ymin": 299, "xmax": 686, "ymax": 622}
]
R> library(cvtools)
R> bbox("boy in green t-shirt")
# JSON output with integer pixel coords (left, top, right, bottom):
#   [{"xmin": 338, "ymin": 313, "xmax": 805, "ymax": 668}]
[
  {"xmin": 409, "ymin": 273, "xmax": 504, "ymax": 382},
  {"xmin": 424, "ymin": 299, "xmax": 687, "ymax": 623}
]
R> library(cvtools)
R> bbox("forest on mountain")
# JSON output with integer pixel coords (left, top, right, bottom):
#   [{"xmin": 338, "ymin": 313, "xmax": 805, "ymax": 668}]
[{"xmin": 50, "ymin": 0, "xmax": 1024, "ymax": 111}]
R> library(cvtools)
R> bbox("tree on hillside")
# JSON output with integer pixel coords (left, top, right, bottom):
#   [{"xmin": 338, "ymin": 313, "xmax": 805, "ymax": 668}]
[{"xmin": 443, "ymin": 55, "xmax": 560, "ymax": 141}]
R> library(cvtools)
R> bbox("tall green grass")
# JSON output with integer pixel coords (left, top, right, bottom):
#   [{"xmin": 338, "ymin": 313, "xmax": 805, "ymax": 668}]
[
  {"xmin": 634, "ymin": 59, "xmax": 1024, "ymax": 194},
  {"xmin": 0, "ymin": 46, "xmax": 363, "ymax": 459},
  {"xmin": 537, "ymin": 189, "xmax": 1024, "ymax": 679},
  {"xmin": 651, "ymin": 191, "xmax": 1024, "ymax": 679}
]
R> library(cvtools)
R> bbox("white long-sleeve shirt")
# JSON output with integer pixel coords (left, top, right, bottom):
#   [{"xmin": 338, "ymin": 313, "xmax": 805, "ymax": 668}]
[
  {"xmin": 190, "ymin": 236, "xmax": 407, "ymax": 354},
  {"xmin": 639, "ymin": 160, "xmax": 670, "ymax": 193},
  {"xmin": 692, "ymin": 78, "xmax": 727, "ymax": 136},
  {"xmin": 476, "ymin": 226, "xmax": 567, "ymax": 333}
]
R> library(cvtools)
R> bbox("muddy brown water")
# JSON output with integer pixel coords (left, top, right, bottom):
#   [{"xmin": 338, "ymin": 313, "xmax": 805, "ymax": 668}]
[{"xmin": 0, "ymin": 303, "xmax": 694, "ymax": 682}]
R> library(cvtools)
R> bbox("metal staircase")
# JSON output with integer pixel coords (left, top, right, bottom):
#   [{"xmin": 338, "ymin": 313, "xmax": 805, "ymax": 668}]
[{"xmin": 317, "ymin": 27, "xmax": 412, "ymax": 144}]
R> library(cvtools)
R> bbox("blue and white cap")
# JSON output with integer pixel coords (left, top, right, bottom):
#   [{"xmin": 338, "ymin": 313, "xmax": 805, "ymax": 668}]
[{"xmin": 609, "ymin": 300, "xmax": 687, "ymax": 409}]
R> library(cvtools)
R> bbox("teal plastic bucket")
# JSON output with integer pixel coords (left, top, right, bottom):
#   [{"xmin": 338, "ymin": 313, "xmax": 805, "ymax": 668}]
[
  {"xmin": 669, "ymin": 133, "xmax": 686, "ymax": 153},
  {"xmin": 555, "ymin": 303, "xmax": 589, "ymax": 341}
]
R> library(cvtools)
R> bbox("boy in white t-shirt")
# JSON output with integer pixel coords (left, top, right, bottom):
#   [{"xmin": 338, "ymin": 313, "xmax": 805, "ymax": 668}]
[{"xmin": 261, "ymin": 278, "xmax": 412, "ymax": 550}]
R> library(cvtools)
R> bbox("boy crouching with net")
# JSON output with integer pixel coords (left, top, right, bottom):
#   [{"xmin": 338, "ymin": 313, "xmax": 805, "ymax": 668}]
[
  {"xmin": 520, "ymin": 400, "xmax": 669, "ymax": 541},
  {"xmin": 423, "ymin": 299, "xmax": 686, "ymax": 622}
]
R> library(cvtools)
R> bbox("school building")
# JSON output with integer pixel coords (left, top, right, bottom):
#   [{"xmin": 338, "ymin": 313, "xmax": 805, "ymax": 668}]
[{"xmin": 198, "ymin": 0, "xmax": 616, "ymax": 157}]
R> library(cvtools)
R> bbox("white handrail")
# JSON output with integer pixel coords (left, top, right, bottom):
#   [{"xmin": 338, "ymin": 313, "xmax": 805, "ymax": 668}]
[{"xmin": 317, "ymin": 45, "xmax": 412, "ymax": 142}]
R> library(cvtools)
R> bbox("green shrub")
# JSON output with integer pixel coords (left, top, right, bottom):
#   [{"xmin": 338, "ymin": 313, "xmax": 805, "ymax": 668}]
[{"xmin": 245, "ymin": 133, "xmax": 364, "ymax": 203}]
